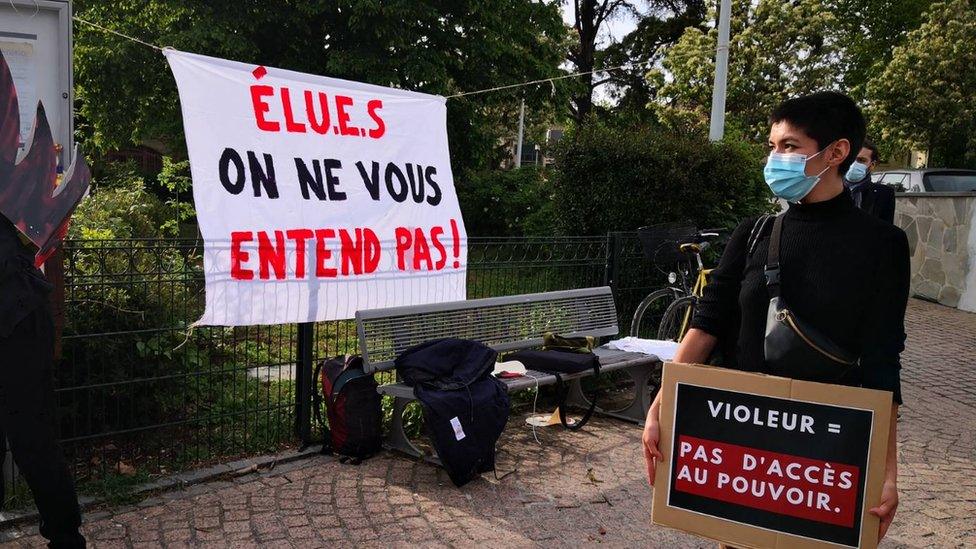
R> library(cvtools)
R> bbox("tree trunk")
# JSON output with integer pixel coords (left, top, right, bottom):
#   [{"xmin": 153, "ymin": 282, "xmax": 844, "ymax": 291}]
[{"xmin": 572, "ymin": 0, "xmax": 599, "ymax": 121}]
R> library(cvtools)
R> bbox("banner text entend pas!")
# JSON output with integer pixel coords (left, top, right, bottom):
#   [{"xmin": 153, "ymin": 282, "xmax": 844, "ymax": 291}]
[{"xmin": 229, "ymin": 221, "xmax": 462, "ymax": 281}]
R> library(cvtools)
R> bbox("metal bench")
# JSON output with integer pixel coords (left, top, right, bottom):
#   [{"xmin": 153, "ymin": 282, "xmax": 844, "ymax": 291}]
[{"xmin": 355, "ymin": 286, "xmax": 662, "ymax": 460}]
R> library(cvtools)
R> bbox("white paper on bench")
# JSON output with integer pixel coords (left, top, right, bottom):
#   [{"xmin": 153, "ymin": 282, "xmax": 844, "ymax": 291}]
[
  {"xmin": 603, "ymin": 337, "xmax": 679, "ymax": 360},
  {"xmin": 491, "ymin": 360, "xmax": 527, "ymax": 376}
]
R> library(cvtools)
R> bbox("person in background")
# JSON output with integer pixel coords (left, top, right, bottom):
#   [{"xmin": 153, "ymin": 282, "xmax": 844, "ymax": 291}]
[
  {"xmin": 642, "ymin": 92, "xmax": 908, "ymax": 543},
  {"xmin": 0, "ymin": 216, "xmax": 86, "ymax": 548},
  {"xmin": 845, "ymin": 139, "xmax": 895, "ymax": 223}
]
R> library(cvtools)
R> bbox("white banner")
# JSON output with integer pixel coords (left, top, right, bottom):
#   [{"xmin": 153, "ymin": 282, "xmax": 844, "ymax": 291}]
[{"xmin": 165, "ymin": 50, "xmax": 467, "ymax": 326}]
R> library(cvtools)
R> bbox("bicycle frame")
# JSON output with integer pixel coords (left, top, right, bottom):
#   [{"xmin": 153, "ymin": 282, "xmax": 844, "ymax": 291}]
[
  {"xmin": 631, "ymin": 229, "xmax": 722, "ymax": 341},
  {"xmin": 676, "ymin": 266, "xmax": 712, "ymax": 339}
]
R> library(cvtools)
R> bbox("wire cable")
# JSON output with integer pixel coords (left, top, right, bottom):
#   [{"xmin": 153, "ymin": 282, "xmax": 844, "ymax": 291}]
[
  {"xmin": 73, "ymin": 16, "xmax": 163, "ymax": 51},
  {"xmin": 72, "ymin": 16, "xmax": 652, "ymax": 100}
]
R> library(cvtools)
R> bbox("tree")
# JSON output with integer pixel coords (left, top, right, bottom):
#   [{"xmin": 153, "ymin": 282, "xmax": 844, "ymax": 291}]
[
  {"xmin": 866, "ymin": 0, "xmax": 976, "ymax": 167},
  {"xmin": 565, "ymin": 0, "xmax": 705, "ymax": 122},
  {"xmin": 599, "ymin": 0, "xmax": 705, "ymax": 115},
  {"xmin": 73, "ymin": 0, "xmax": 567, "ymax": 180},
  {"xmin": 549, "ymin": 119, "xmax": 772, "ymax": 236},
  {"xmin": 653, "ymin": 0, "xmax": 843, "ymax": 138},
  {"xmin": 566, "ymin": 0, "xmax": 630, "ymax": 120},
  {"xmin": 456, "ymin": 167, "xmax": 554, "ymax": 236},
  {"xmin": 830, "ymin": 0, "xmax": 935, "ymax": 97}
]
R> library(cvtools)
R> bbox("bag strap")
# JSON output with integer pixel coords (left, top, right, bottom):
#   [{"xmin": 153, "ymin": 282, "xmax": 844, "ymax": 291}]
[
  {"xmin": 554, "ymin": 362, "xmax": 600, "ymax": 431},
  {"xmin": 764, "ymin": 214, "xmax": 786, "ymax": 298},
  {"xmin": 311, "ymin": 360, "xmax": 333, "ymax": 455},
  {"xmin": 746, "ymin": 214, "xmax": 773, "ymax": 258},
  {"xmin": 329, "ymin": 368, "xmax": 371, "ymax": 405}
]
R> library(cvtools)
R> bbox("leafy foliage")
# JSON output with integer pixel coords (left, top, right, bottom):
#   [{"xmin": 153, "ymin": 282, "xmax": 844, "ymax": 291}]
[
  {"xmin": 565, "ymin": 0, "xmax": 705, "ymax": 121},
  {"xmin": 457, "ymin": 167, "xmax": 555, "ymax": 236},
  {"xmin": 63, "ymin": 164, "xmax": 201, "ymax": 399},
  {"xmin": 830, "ymin": 0, "xmax": 935, "ymax": 96},
  {"xmin": 69, "ymin": 161, "xmax": 179, "ymax": 240},
  {"xmin": 548, "ymin": 120, "xmax": 774, "ymax": 235},
  {"xmin": 155, "ymin": 157, "xmax": 196, "ymax": 235},
  {"xmin": 653, "ymin": 0, "xmax": 843, "ymax": 139},
  {"xmin": 73, "ymin": 0, "xmax": 567, "ymax": 180},
  {"xmin": 866, "ymin": 0, "xmax": 976, "ymax": 167}
]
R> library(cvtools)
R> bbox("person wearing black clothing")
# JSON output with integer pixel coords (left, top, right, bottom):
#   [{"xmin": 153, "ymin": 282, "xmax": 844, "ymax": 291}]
[
  {"xmin": 0, "ymin": 217, "xmax": 85, "ymax": 548},
  {"xmin": 642, "ymin": 92, "xmax": 907, "ymax": 542},
  {"xmin": 692, "ymin": 193, "xmax": 907, "ymax": 400},
  {"xmin": 845, "ymin": 139, "xmax": 896, "ymax": 223}
]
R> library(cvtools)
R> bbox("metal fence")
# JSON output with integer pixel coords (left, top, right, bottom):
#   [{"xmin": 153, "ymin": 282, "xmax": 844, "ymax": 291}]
[{"xmin": 2, "ymin": 233, "xmax": 667, "ymax": 509}]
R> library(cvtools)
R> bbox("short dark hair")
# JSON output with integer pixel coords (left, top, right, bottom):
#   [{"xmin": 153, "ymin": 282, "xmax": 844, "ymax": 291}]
[
  {"xmin": 862, "ymin": 139, "xmax": 879, "ymax": 163},
  {"xmin": 769, "ymin": 91, "xmax": 866, "ymax": 175}
]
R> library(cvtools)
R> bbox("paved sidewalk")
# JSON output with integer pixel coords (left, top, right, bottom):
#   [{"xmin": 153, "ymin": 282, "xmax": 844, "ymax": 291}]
[{"xmin": 2, "ymin": 299, "xmax": 975, "ymax": 548}]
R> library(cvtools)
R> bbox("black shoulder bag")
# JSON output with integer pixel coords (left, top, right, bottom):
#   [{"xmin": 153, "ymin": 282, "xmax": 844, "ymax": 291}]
[
  {"xmin": 763, "ymin": 214, "xmax": 860, "ymax": 382},
  {"xmin": 508, "ymin": 334, "xmax": 601, "ymax": 431}
]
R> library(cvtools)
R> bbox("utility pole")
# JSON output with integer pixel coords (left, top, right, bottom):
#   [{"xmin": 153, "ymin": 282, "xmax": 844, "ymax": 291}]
[
  {"xmin": 515, "ymin": 97, "xmax": 525, "ymax": 167},
  {"xmin": 708, "ymin": 0, "xmax": 732, "ymax": 142}
]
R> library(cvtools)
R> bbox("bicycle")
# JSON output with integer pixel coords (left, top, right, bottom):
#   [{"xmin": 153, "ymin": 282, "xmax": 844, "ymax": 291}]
[{"xmin": 629, "ymin": 224, "xmax": 722, "ymax": 342}]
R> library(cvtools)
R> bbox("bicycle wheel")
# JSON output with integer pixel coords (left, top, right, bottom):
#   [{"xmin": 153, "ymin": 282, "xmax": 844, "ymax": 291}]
[
  {"xmin": 657, "ymin": 295, "xmax": 698, "ymax": 342},
  {"xmin": 630, "ymin": 288, "xmax": 684, "ymax": 338}
]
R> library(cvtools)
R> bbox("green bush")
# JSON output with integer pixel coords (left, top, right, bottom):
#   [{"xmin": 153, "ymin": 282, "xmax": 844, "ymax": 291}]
[
  {"xmin": 549, "ymin": 121, "xmax": 774, "ymax": 234},
  {"xmin": 66, "ymin": 162, "xmax": 199, "ymax": 340},
  {"xmin": 62, "ymin": 162, "xmax": 205, "ymax": 427},
  {"xmin": 70, "ymin": 161, "xmax": 178, "ymax": 240},
  {"xmin": 57, "ymin": 163, "xmax": 297, "ymax": 486},
  {"xmin": 456, "ymin": 167, "xmax": 556, "ymax": 236}
]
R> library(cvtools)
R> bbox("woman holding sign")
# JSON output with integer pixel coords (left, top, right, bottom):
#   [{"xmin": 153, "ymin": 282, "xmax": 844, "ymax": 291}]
[{"xmin": 642, "ymin": 92, "xmax": 908, "ymax": 542}]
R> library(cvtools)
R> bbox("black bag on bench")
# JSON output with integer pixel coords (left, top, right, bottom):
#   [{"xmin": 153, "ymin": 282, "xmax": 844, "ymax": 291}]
[{"xmin": 509, "ymin": 336, "xmax": 601, "ymax": 431}]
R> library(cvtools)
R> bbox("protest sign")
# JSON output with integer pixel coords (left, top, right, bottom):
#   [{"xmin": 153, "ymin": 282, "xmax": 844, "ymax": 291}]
[
  {"xmin": 164, "ymin": 50, "xmax": 467, "ymax": 326},
  {"xmin": 652, "ymin": 362, "xmax": 893, "ymax": 549}
]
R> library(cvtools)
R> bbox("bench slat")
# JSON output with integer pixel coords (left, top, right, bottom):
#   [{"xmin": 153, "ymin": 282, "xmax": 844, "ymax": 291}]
[{"xmin": 356, "ymin": 287, "xmax": 618, "ymax": 373}]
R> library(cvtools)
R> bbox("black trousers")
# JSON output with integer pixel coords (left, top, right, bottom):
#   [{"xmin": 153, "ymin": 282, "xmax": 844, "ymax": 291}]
[{"xmin": 0, "ymin": 303, "xmax": 85, "ymax": 548}]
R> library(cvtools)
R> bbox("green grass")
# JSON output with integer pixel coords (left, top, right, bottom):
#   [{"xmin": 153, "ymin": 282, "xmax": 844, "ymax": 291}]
[{"xmin": 77, "ymin": 471, "xmax": 153, "ymax": 507}]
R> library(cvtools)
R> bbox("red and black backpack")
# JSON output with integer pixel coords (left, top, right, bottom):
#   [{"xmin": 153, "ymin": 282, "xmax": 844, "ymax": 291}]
[{"xmin": 312, "ymin": 355, "xmax": 383, "ymax": 463}]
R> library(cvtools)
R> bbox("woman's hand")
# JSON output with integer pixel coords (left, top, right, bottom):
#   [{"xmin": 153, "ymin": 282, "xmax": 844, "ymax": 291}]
[
  {"xmin": 869, "ymin": 479, "xmax": 898, "ymax": 540},
  {"xmin": 642, "ymin": 330, "xmax": 717, "ymax": 488},
  {"xmin": 871, "ymin": 405, "xmax": 900, "ymax": 541},
  {"xmin": 642, "ymin": 402, "xmax": 663, "ymax": 487}
]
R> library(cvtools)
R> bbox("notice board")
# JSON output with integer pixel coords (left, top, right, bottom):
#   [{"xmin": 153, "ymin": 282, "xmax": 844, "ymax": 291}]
[
  {"xmin": 652, "ymin": 362, "xmax": 893, "ymax": 549},
  {"xmin": 0, "ymin": 0, "xmax": 73, "ymax": 164}
]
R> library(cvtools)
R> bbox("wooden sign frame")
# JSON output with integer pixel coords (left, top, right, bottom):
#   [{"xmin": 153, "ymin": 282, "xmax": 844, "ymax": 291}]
[{"xmin": 652, "ymin": 362, "xmax": 892, "ymax": 549}]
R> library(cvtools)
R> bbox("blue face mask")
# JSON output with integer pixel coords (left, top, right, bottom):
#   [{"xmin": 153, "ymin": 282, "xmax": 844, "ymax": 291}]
[
  {"xmin": 846, "ymin": 161, "xmax": 869, "ymax": 183},
  {"xmin": 763, "ymin": 149, "xmax": 830, "ymax": 203}
]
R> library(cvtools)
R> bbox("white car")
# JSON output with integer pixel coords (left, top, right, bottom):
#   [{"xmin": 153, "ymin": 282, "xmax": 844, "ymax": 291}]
[{"xmin": 870, "ymin": 169, "xmax": 976, "ymax": 192}]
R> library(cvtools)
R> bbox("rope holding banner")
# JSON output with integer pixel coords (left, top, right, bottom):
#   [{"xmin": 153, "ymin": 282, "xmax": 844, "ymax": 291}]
[
  {"xmin": 445, "ymin": 59, "xmax": 654, "ymax": 99},
  {"xmin": 71, "ymin": 15, "xmax": 653, "ymax": 100},
  {"xmin": 73, "ymin": 16, "xmax": 163, "ymax": 51}
]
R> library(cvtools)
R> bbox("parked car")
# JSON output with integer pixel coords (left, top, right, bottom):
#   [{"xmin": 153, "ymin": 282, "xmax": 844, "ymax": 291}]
[{"xmin": 870, "ymin": 169, "xmax": 976, "ymax": 192}]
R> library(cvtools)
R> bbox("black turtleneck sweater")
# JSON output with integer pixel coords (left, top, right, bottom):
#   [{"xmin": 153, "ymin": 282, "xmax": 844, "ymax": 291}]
[{"xmin": 691, "ymin": 190, "xmax": 909, "ymax": 403}]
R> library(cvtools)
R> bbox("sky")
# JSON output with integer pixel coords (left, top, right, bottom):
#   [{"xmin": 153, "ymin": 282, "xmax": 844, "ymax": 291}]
[
  {"xmin": 559, "ymin": 3, "xmax": 640, "ymax": 103},
  {"xmin": 559, "ymin": 3, "xmax": 639, "ymax": 49}
]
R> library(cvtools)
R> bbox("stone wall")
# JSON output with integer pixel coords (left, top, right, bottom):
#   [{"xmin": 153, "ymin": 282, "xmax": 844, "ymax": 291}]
[{"xmin": 894, "ymin": 192, "xmax": 976, "ymax": 312}]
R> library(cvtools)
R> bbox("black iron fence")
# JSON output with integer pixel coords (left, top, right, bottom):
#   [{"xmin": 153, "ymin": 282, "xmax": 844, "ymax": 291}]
[{"xmin": 2, "ymin": 233, "xmax": 668, "ymax": 509}]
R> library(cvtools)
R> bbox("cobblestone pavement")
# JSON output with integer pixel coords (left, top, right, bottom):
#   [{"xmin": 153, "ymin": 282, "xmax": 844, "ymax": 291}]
[
  {"xmin": 889, "ymin": 300, "xmax": 976, "ymax": 548},
  {"xmin": 2, "ymin": 299, "xmax": 974, "ymax": 548}
]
